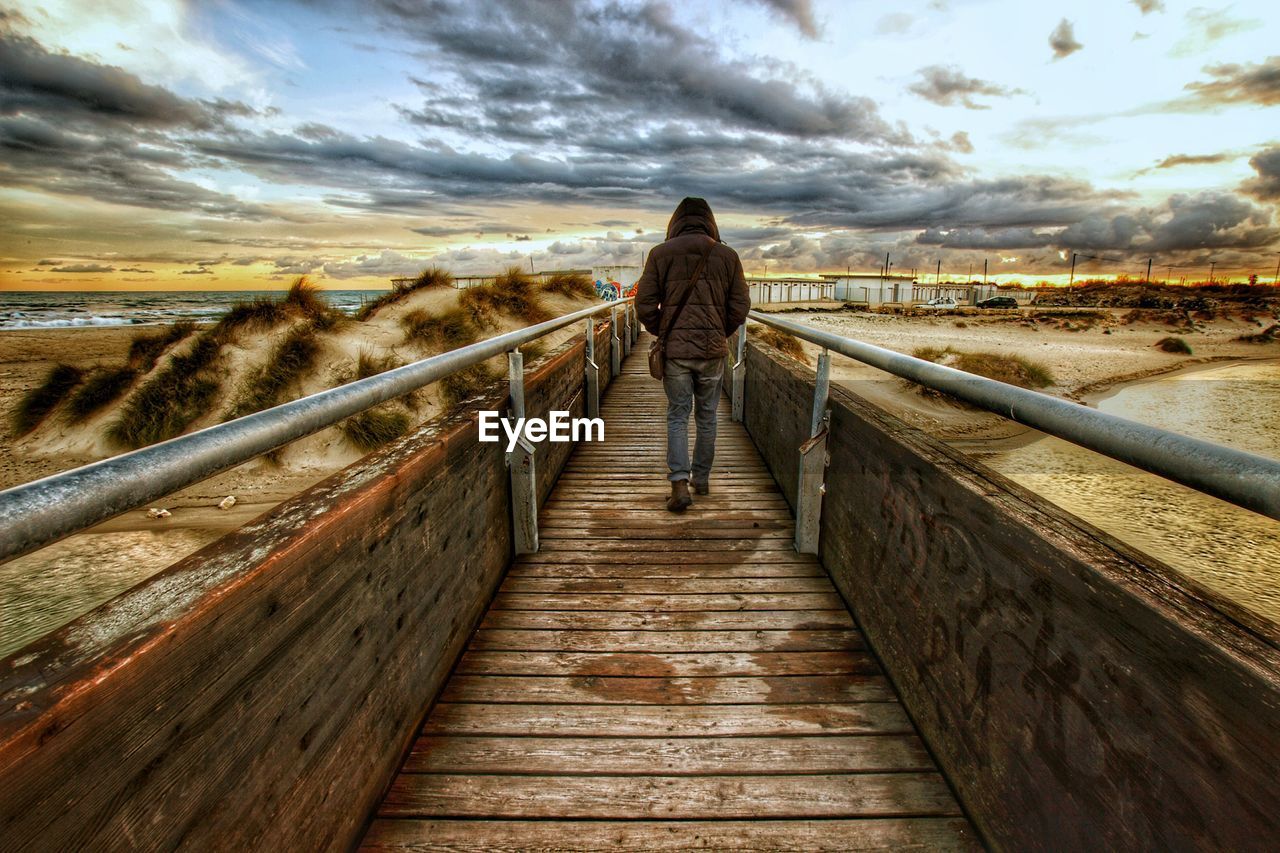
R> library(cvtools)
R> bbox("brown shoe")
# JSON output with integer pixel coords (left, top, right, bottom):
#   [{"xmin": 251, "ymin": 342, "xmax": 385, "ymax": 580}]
[
  {"xmin": 666, "ymin": 480, "xmax": 693, "ymax": 512},
  {"xmin": 693, "ymin": 480, "xmax": 709, "ymax": 495}
]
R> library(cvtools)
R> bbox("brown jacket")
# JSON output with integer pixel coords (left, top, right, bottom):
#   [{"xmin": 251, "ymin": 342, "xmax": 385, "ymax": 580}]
[{"xmin": 636, "ymin": 197, "xmax": 750, "ymax": 360}]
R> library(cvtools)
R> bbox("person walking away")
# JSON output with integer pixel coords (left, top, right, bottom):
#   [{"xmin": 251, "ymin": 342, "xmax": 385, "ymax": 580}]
[{"xmin": 636, "ymin": 197, "xmax": 750, "ymax": 512}]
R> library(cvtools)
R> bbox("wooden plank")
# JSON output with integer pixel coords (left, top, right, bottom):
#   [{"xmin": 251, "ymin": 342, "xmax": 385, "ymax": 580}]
[
  {"xmin": 536, "ymin": 540, "xmax": 798, "ymax": 553},
  {"xmin": 479, "ymin": 609, "xmax": 851, "ymax": 631},
  {"xmin": 439, "ymin": 674, "xmax": 893, "ymax": 705},
  {"xmin": 378, "ymin": 773, "xmax": 962, "ymax": 819},
  {"xmin": 537, "ymin": 529, "xmax": 795, "ymax": 541},
  {"xmin": 499, "ymin": 577, "xmax": 832, "ymax": 594},
  {"xmin": 422, "ymin": 703, "xmax": 915, "ymax": 737},
  {"xmin": 469, "ymin": 629, "xmax": 864, "ymax": 652},
  {"xmin": 455, "ymin": 650, "xmax": 873, "ymax": 676},
  {"xmin": 361, "ymin": 817, "xmax": 981, "ymax": 851},
  {"xmin": 516, "ymin": 550, "xmax": 817, "ymax": 564},
  {"xmin": 403, "ymin": 735, "xmax": 935, "ymax": 775},
  {"xmin": 491, "ymin": 592, "xmax": 846, "ymax": 611},
  {"xmin": 506, "ymin": 562, "xmax": 825, "ymax": 578}
]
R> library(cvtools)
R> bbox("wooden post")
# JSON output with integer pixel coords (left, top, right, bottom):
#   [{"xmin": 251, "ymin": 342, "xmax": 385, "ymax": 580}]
[{"xmin": 610, "ymin": 307, "xmax": 621, "ymax": 377}]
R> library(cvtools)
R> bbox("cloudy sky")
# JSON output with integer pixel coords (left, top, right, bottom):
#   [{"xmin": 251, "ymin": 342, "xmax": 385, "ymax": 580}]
[{"xmin": 1, "ymin": 0, "xmax": 1278, "ymax": 290}]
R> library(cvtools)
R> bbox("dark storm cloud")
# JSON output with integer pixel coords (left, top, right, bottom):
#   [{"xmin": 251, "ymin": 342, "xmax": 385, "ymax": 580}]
[
  {"xmin": 1178, "ymin": 57, "xmax": 1280, "ymax": 108},
  {"xmin": 1049, "ymin": 19, "xmax": 1083, "ymax": 60},
  {"xmin": 0, "ymin": 30, "xmax": 254, "ymax": 130},
  {"xmin": 750, "ymin": 0, "xmax": 819, "ymax": 38},
  {"xmin": 0, "ymin": 115, "xmax": 269, "ymax": 218},
  {"xmin": 376, "ymin": 0, "xmax": 900, "ymax": 143},
  {"xmin": 916, "ymin": 227, "xmax": 1058, "ymax": 250},
  {"xmin": 0, "ymin": 28, "xmax": 272, "ymax": 220},
  {"xmin": 1241, "ymin": 146, "xmax": 1280, "ymax": 202},
  {"xmin": 908, "ymin": 66, "xmax": 1022, "ymax": 109}
]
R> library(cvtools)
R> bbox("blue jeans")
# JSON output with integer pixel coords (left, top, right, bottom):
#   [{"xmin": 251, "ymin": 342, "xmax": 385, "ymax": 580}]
[{"xmin": 663, "ymin": 357, "xmax": 723, "ymax": 483}]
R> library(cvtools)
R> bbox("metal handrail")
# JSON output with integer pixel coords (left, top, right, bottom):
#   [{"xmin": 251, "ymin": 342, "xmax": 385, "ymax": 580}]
[
  {"xmin": 747, "ymin": 310, "xmax": 1280, "ymax": 521},
  {"xmin": 0, "ymin": 299, "xmax": 632, "ymax": 563}
]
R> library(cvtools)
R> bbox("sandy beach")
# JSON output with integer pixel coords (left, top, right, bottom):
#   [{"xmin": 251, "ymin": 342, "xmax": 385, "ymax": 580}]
[{"xmin": 759, "ymin": 303, "xmax": 1277, "ymax": 442}]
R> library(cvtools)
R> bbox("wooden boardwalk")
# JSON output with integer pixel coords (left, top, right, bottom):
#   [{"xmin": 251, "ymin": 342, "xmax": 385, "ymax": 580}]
[{"xmin": 361, "ymin": 334, "xmax": 978, "ymax": 850}]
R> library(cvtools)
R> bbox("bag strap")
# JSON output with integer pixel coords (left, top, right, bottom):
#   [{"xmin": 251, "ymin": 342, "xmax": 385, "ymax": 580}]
[{"xmin": 659, "ymin": 238, "xmax": 716, "ymax": 343}]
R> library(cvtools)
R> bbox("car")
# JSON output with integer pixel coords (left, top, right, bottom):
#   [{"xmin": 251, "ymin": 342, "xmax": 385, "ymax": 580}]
[
  {"xmin": 920, "ymin": 297, "xmax": 959, "ymax": 309},
  {"xmin": 976, "ymin": 296, "xmax": 1019, "ymax": 309}
]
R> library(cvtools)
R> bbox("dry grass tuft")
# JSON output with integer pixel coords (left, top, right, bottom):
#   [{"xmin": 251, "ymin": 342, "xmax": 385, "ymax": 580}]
[
  {"xmin": 1236, "ymin": 324, "xmax": 1279, "ymax": 344},
  {"xmin": 65, "ymin": 366, "xmax": 140, "ymax": 423},
  {"xmin": 225, "ymin": 321, "xmax": 324, "ymax": 420},
  {"xmin": 282, "ymin": 276, "xmax": 330, "ymax": 319},
  {"xmin": 340, "ymin": 406, "xmax": 412, "ymax": 451},
  {"xmin": 109, "ymin": 335, "xmax": 222, "ymax": 448},
  {"xmin": 913, "ymin": 346, "xmax": 1055, "ymax": 389},
  {"xmin": 1155, "ymin": 336, "xmax": 1193, "ymax": 354},
  {"xmin": 401, "ymin": 307, "xmax": 479, "ymax": 349},
  {"xmin": 459, "ymin": 267, "xmax": 552, "ymax": 325},
  {"xmin": 754, "ymin": 327, "xmax": 809, "ymax": 364},
  {"xmin": 439, "ymin": 363, "xmax": 498, "ymax": 412},
  {"xmin": 128, "ymin": 321, "xmax": 196, "ymax": 370},
  {"xmin": 356, "ymin": 266, "xmax": 454, "ymax": 320},
  {"xmin": 540, "ymin": 272, "xmax": 596, "ymax": 299},
  {"xmin": 11, "ymin": 364, "xmax": 82, "ymax": 435}
]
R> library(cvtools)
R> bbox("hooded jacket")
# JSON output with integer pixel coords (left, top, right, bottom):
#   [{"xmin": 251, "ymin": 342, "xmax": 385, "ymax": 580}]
[{"xmin": 635, "ymin": 197, "xmax": 750, "ymax": 361}]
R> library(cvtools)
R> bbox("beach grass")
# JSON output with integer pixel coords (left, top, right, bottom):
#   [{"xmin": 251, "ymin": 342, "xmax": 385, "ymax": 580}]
[
  {"xmin": 459, "ymin": 267, "xmax": 551, "ymax": 326},
  {"xmin": 128, "ymin": 321, "xmax": 196, "ymax": 369},
  {"xmin": 340, "ymin": 406, "xmax": 412, "ymax": 451},
  {"xmin": 108, "ymin": 334, "xmax": 223, "ymax": 447},
  {"xmin": 356, "ymin": 266, "xmax": 453, "ymax": 320},
  {"xmin": 540, "ymin": 272, "xmax": 596, "ymax": 299},
  {"xmin": 10, "ymin": 363, "xmax": 82, "ymax": 435},
  {"xmin": 1155, "ymin": 336, "xmax": 1193, "ymax": 354},
  {"xmin": 225, "ymin": 321, "xmax": 324, "ymax": 420},
  {"xmin": 65, "ymin": 366, "xmax": 140, "ymax": 422},
  {"xmin": 913, "ymin": 346, "xmax": 1055, "ymax": 389},
  {"xmin": 754, "ymin": 327, "xmax": 809, "ymax": 364},
  {"xmin": 440, "ymin": 363, "xmax": 498, "ymax": 412},
  {"xmin": 401, "ymin": 307, "xmax": 479, "ymax": 349}
]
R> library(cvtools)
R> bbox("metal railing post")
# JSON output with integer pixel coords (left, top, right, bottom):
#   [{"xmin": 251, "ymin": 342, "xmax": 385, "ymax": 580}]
[
  {"xmin": 630, "ymin": 302, "xmax": 639, "ymax": 346},
  {"xmin": 731, "ymin": 324, "xmax": 746, "ymax": 422},
  {"xmin": 507, "ymin": 349, "xmax": 537, "ymax": 554},
  {"xmin": 795, "ymin": 349, "xmax": 831, "ymax": 554},
  {"xmin": 610, "ymin": 306, "xmax": 622, "ymax": 377},
  {"xmin": 622, "ymin": 303, "xmax": 632, "ymax": 357},
  {"xmin": 584, "ymin": 318, "xmax": 600, "ymax": 419}
]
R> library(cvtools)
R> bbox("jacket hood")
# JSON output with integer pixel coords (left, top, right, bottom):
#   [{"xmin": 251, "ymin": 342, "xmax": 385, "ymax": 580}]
[{"xmin": 666, "ymin": 197, "xmax": 720, "ymax": 241}]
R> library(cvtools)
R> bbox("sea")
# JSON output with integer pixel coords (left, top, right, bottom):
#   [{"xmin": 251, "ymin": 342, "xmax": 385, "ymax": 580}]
[{"xmin": 0, "ymin": 290, "xmax": 387, "ymax": 330}]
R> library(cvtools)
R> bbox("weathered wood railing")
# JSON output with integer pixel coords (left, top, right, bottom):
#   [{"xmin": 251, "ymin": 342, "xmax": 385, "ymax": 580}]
[
  {"xmin": 738, "ymin": 339, "xmax": 1280, "ymax": 850},
  {"xmin": 0, "ymin": 317, "xmax": 629, "ymax": 850}
]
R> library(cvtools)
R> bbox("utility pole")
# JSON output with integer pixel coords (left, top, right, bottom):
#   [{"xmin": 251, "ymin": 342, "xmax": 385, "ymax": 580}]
[
  {"xmin": 1146, "ymin": 258, "xmax": 1152, "ymax": 283},
  {"xmin": 936, "ymin": 259, "xmax": 941, "ymax": 285},
  {"xmin": 1209, "ymin": 261, "xmax": 1215, "ymax": 284},
  {"xmin": 983, "ymin": 258, "xmax": 988, "ymax": 286},
  {"xmin": 1166, "ymin": 265, "xmax": 1173, "ymax": 284},
  {"xmin": 529, "ymin": 256, "xmax": 535, "ymax": 274},
  {"xmin": 1273, "ymin": 253, "xmax": 1280, "ymax": 285},
  {"xmin": 884, "ymin": 252, "xmax": 891, "ymax": 284},
  {"xmin": 1069, "ymin": 252, "xmax": 1077, "ymax": 286}
]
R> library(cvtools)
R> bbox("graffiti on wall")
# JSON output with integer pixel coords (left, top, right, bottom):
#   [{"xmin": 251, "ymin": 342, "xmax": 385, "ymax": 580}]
[{"xmin": 594, "ymin": 279, "xmax": 639, "ymax": 301}]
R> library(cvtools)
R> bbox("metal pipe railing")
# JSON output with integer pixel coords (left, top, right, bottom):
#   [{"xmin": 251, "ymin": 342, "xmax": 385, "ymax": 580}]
[
  {"xmin": 747, "ymin": 310, "xmax": 1280, "ymax": 521},
  {"xmin": 0, "ymin": 299, "xmax": 631, "ymax": 564}
]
